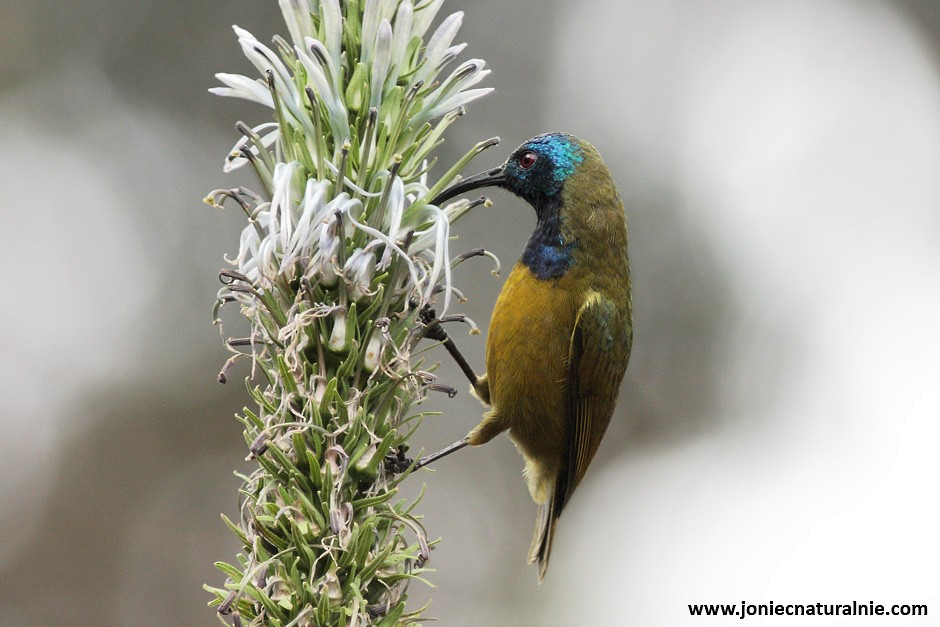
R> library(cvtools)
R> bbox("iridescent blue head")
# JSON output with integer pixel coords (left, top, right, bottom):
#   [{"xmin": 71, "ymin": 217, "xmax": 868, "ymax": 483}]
[
  {"xmin": 432, "ymin": 133, "xmax": 588, "ymax": 280},
  {"xmin": 502, "ymin": 133, "xmax": 585, "ymax": 201},
  {"xmin": 431, "ymin": 133, "xmax": 585, "ymax": 214}
]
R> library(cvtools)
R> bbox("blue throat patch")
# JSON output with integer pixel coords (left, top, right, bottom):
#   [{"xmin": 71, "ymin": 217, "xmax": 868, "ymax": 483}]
[{"xmin": 521, "ymin": 205, "xmax": 576, "ymax": 280}]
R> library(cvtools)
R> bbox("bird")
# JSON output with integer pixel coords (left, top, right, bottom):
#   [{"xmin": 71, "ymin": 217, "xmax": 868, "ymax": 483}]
[{"xmin": 421, "ymin": 132, "xmax": 632, "ymax": 581}]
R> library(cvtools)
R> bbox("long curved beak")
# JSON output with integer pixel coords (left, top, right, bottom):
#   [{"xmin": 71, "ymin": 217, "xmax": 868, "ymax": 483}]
[{"xmin": 431, "ymin": 164, "xmax": 508, "ymax": 206}]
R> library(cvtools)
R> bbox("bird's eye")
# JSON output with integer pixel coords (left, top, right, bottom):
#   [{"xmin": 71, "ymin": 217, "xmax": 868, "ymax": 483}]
[{"xmin": 518, "ymin": 151, "xmax": 538, "ymax": 170}]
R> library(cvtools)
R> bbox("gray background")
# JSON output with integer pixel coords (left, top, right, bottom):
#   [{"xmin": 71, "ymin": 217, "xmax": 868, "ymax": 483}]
[{"xmin": 2, "ymin": 0, "xmax": 939, "ymax": 625}]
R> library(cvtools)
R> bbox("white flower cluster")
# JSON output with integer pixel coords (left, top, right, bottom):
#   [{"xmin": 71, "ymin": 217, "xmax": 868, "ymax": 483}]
[{"xmin": 208, "ymin": 0, "xmax": 494, "ymax": 320}]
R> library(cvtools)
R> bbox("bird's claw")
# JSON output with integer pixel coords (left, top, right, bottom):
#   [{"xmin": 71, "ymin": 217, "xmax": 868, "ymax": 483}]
[
  {"xmin": 384, "ymin": 445, "xmax": 414, "ymax": 475},
  {"xmin": 417, "ymin": 304, "xmax": 448, "ymax": 342}
]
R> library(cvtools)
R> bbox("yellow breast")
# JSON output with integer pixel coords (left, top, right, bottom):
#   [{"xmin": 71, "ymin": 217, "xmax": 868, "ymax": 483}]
[{"xmin": 485, "ymin": 262, "xmax": 581, "ymax": 465}]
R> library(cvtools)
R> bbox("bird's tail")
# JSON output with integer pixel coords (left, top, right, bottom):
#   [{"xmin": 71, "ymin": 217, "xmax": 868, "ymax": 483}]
[{"xmin": 528, "ymin": 490, "xmax": 560, "ymax": 583}]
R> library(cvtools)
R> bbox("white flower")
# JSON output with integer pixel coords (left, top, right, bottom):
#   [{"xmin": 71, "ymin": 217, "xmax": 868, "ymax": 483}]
[
  {"xmin": 220, "ymin": 122, "xmax": 278, "ymax": 173},
  {"xmin": 363, "ymin": 334, "xmax": 385, "ymax": 371},
  {"xmin": 233, "ymin": 27, "xmax": 304, "ymax": 122},
  {"xmin": 210, "ymin": 73, "xmax": 274, "ymax": 108},
  {"xmin": 411, "ymin": 0, "xmax": 444, "ymax": 40},
  {"xmin": 361, "ymin": 0, "xmax": 397, "ymax": 66},
  {"xmin": 370, "ymin": 20, "xmax": 394, "ymax": 110},
  {"xmin": 418, "ymin": 12, "xmax": 464, "ymax": 84},
  {"xmin": 278, "ymin": 0, "xmax": 315, "ymax": 48},
  {"xmin": 379, "ymin": 176, "xmax": 405, "ymax": 269},
  {"xmin": 389, "ymin": 2, "xmax": 413, "ymax": 84},
  {"xmin": 329, "ymin": 309, "xmax": 347, "ymax": 351},
  {"xmin": 319, "ymin": 0, "xmax": 343, "ymax": 80},
  {"xmin": 343, "ymin": 247, "xmax": 378, "ymax": 301},
  {"xmin": 296, "ymin": 38, "xmax": 350, "ymax": 141}
]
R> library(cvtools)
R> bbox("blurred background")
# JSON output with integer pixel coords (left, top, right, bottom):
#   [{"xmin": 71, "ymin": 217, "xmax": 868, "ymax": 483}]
[{"xmin": 2, "ymin": 0, "xmax": 939, "ymax": 625}]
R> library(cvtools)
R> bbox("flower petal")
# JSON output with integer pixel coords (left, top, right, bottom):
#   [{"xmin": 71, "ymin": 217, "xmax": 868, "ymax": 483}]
[
  {"xmin": 278, "ymin": 0, "xmax": 314, "ymax": 48},
  {"xmin": 411, "ymin": 0, "xmax": 444, "ymax": 39},
  {"xmin": 319, "ymin": 0, "xmax": 343, "ymax": 85},
  {"xmin": 210, "ymin": 73, "xmax": 275, "ymax": 108},
  {"xmin": 421, "ymin": 87, "xmax": 493, "ymax": 121},
  {"xmin": 370, "ymin": 20, "xmax": 394, "ymax": 109},
  {"xmin": 391, "ymin": 1, "xmax": 414, "ymax": 78},
  {"xmin": 419, "ymin": 12, "xmax": 463, "ymax": 83}
]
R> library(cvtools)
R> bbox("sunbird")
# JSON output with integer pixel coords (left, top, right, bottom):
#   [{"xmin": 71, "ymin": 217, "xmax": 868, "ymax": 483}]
[{"xmin": 420, "ymin": 132, "xmax": 632, "ymax": 581}]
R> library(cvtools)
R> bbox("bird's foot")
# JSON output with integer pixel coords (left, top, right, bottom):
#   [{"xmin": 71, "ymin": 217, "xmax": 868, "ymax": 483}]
[
  {"xmin": 383, "ymin": 444, "xmax": 414, "ymax": 475},
  {"xmin": 417, "ymin": 304, "xmax": 448, "ymax": 342}
]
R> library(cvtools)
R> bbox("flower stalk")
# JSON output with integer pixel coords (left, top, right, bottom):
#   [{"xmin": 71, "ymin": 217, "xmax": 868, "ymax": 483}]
[{"xmin": 203, "ymin": 0, "xmax": 497, "ymax": 624}]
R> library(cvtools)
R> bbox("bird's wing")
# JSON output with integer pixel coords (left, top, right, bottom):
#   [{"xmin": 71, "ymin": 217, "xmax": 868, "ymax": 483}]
[{"xmin": 560, "ymin": 291, "xmax": 630, "ymax": 509}]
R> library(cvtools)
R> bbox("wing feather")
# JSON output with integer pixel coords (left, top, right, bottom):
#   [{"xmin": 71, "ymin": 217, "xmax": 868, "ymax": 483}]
[
  {"xmin": 530, "ymin": 291, "xmax": 630, "ymax": 580},
  {"xmin": 558, "ymin": 292, "xmax": 630, "ymax": 509}
]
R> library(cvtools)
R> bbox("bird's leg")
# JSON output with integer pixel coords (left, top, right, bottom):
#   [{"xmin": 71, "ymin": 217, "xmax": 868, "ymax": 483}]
[
  {"xmin": 418, "ymin": 305, "xmax": 479, "ymax": 386},
  {"xmin": 377, "ymin": 306, "xmax": 480, "ymax": 476},
  {"xmin": 414, "ymin": 437, "xmax": 470, "ymax": 470}
]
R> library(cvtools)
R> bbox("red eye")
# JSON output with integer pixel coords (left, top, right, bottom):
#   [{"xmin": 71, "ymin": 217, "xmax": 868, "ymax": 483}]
[{"xmin": 518, "ymin": 151, "xmax": 538, "ymax": 170}]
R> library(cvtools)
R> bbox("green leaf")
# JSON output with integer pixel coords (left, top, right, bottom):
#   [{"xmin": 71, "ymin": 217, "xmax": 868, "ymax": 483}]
[
  {"xmin": 351, "ymin": 487, "xmax": 397, "ymax": 511},
  {"xmin": 220, "ymin": 513, "xmax": 251, "ymax": 547},
  {"xmin": 357, "ymin": 535, "xmax": 397, "ymax": 583},
  {"xmin": 277, "ymin": 354, "xmax": 300, "ymax": 395},
  {"xmin": 214, "ymin": 560, "xmax": 245, "ymax": 582},
  {"xmin": 374, "ymin": 600, "xmax": 406, "ymax": 626}
]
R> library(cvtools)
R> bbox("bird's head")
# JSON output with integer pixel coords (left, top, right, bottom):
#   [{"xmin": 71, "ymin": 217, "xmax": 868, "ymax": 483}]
[
  {"xmin": 432, "ymin": 133, "xmax": 589, "ymax": 214},
  {"xmin": 433, "ymin": 132, "xmax": 625, "ymax": 279}
]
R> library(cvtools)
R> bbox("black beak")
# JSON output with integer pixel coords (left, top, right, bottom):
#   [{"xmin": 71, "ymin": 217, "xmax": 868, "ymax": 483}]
[{"xmin": 431, "ymin": 164, "xmax": 508, "ymax": 206}]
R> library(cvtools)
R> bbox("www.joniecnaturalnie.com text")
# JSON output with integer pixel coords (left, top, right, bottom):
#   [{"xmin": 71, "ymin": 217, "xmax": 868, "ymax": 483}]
[{"xmin": 689, "ymin": 601, "xmax": 928, "ymax": 619}]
